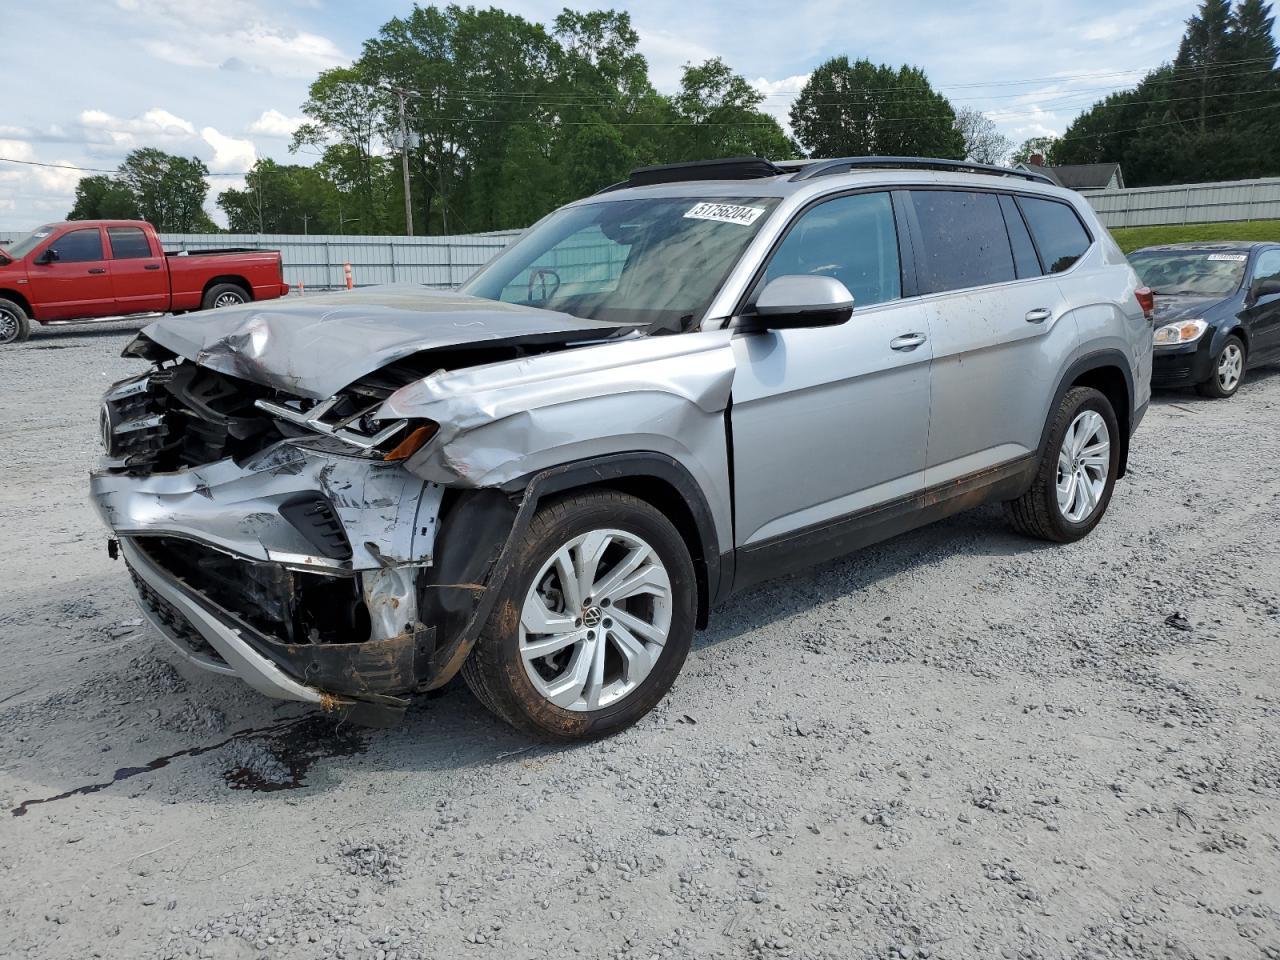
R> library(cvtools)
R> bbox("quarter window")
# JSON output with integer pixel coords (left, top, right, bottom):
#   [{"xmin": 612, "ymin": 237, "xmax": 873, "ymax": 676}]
[
  {"xmin": 909, "ymin": 190, "xmax": 1016, "ymax": 294},
  {"xmin": 1018, "ymin": 197, "xmax": 1091, "ymax": 274},
  {"xmin": 108, "ymin": 227, "xmax": 153, "ymax": 260},
  {"xmin": 999, "ymin": 194, "xmax": 1042, "ymax": 278},
  {"xmin": 49, "ymin": 228, "xmax": 104, "ymax": 263},
  {"xmin": 763, "ymin": 192, "xmax": 901, "ymax": 309}
]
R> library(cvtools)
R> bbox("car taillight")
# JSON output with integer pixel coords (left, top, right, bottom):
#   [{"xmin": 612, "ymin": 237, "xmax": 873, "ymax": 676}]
[{"xmin": 1135, "ymin": 286, "xmax": 1154, "ymax": 319}]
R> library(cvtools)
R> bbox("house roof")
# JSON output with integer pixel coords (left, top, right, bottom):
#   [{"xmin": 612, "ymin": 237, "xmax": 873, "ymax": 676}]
[{"xmin": 1016, "ymin": 162, "xmax": 1123, "ymax": 191}]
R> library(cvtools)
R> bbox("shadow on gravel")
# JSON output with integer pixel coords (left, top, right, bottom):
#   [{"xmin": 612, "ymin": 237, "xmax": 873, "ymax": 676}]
[{"xmin": 1150, "ymin": 362, "xmax": 1280, "ymax": 405}]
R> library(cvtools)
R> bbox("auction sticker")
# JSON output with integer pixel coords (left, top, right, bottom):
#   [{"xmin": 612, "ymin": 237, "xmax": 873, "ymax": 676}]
[
  {"xmin": 1207, "ymin": 253, "xmax": 1247, "ymax": 261},
  {"xmin": 684, "ymin": 202, "xmax": 765, "ymax": 226}
]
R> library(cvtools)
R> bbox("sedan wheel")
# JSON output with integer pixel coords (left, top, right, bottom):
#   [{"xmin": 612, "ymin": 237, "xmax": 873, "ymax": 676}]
[
  {"xmin": 519, "ymin": 528, "xmax": 672, "ymax": 712},
  {"xmin": 1216, "ymin": 342, "xmax": 1243, "ymax": 392}
]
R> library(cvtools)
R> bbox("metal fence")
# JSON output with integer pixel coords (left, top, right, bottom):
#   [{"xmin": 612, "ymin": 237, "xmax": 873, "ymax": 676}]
[{"xmin": 1084, "ymin": 176, "xmax": 1280, "ymax": 229}]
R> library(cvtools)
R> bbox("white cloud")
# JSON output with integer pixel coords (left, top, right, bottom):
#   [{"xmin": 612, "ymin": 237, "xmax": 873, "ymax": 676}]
[
  {"xmin": 249, "ymin": 109, "xmax": 305, "ymax": 138},
  {"xmin": 115, "ymin": 0, "xmax": 348, "ymax": 78},
  {"xmin": 201, "ymin": 127, "xmax": 256, "ymax": 173},
  {"xmin": 635, "ymin": 29, "xmax": 718, "ymax": 91},
  {"xmin": 751, "ymin": 73, "xmax": 811, "ymax": 129},
  {"xmin": 78, "ymin": 107, "xmax": 198, "ymax": 148}
]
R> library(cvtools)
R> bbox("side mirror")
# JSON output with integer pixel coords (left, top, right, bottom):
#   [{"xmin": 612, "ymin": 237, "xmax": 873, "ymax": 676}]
[
  {"xmin": 745, "ymin": 275, "xmax": 854, "ymax": 331},
  {"xmin": 1251, "ymin": 277, "xmax": 1280, "ymax": 302},
  {"xmin": 36, "ymin": 248, "xmax": 59, "ymax": 265}
]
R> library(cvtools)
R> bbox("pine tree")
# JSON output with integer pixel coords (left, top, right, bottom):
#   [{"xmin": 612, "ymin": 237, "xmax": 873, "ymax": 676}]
[{"xmin": 1174, "ymin": 0, "xmax": 1235, "ymax": 130}]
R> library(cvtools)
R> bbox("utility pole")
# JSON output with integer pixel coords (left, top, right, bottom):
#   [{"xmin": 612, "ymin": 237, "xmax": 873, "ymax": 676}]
[{"xmin": 396, "ymin": 88, "xmax": 414, "ymax": 237}]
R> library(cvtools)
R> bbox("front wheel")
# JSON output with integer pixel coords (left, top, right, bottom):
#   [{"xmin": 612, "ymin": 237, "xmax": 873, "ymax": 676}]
[
  {"xmin": 1005, "ymin": 386, "xmax": 1120, "ymax": 543},
  {"xmin": 202, "ymin": 283, "xmax": 249, "ymax": 310},
  {"xmin": 462, "ymin": 490, "xmax": 696, "ymax": 740},
  {"xmin": 1196, "ymin": 334, "xmax": 1245, "ymax": 399},
  {"xmin": 0, "ymin": 298, "xmax": 31, "ymax": 344}
]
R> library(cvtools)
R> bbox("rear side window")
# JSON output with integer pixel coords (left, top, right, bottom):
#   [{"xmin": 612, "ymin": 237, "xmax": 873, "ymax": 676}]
[
  {"xmin": 49, "ymin": 228, "xmax": 104, "ymax": 263},
  {"xmin": 1018, "ymin": 197, "xmax": 1091, "ymax": 273},
  {"xmin": 909, "ymin": 190, "xmax": 1015, "ymax": 294},
  {"xmin": 999, "ymin": 194, "xmax": 1041, "ymax": 278},
  {"xmin": 764, "ymin": 191, "xmax": 901, "ymax": 308},
  {"xmin": 108, "ymin": 227, "xmax": 153, "ymax": 260}
]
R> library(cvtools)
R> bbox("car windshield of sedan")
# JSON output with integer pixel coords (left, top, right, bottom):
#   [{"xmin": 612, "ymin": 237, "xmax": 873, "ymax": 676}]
[
  {"xmin": 1128, "ymin": 250, "xmax": 1248, "ymax": 297},
  {"xmin": 461, "ymin": 196, "xmax": 781, "ymax": 334}
]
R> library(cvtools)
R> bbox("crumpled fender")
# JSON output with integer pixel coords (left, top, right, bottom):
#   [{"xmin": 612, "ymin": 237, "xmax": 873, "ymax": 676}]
[{"xmin": 378, "ymin": 329, "xmax": 737, "ymax": 495}]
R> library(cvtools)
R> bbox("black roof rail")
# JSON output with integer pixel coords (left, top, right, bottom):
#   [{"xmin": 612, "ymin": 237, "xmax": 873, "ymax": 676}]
[
  {"xmin": 789, "ymin": 156, "xmax": 1056, "ymax": 185},
  {"xmin": 596, "ymin": 156, "xmax": 787, "ymax": 194}
]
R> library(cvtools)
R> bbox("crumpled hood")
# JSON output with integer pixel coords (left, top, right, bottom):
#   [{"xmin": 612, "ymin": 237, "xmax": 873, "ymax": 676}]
[
  {"xmin": 138, "ymin": 284, "xmax": 629, "ymax": 399},
  {"xmin": 1153, "ymin": 293, "xmax": 1223, "ymax": 325}
]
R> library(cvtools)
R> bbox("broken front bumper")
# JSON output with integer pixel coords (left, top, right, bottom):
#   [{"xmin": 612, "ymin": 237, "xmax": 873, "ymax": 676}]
[{"xmin": 89, "ymin": 439, "xmax": 448, "ymax": 723}]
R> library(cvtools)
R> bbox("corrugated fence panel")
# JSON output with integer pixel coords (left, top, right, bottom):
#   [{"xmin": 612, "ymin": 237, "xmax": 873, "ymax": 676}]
[{"xmin": 1083, "ymin": 176, "xmax": 1280, "ymax": 229}]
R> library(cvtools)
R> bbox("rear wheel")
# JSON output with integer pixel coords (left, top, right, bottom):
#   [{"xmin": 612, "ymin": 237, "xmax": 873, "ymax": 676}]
[
  {"xmin": 202, "ymin": 283, "xmax": 249, "ymax": 310},
  {"xmin": 1196, "ymin": 334, "xmax": 1245, "ymax": 399},
  {"xmin": 1005, "ymin": 386, "xmax": 1120, "ymax": 543},
  {"xmin": 0, "ymin": 298, "xmax": 30, "ymax": 344},
  {"xmin": 462, "ymin": 490, "xmax": 696, "ymax": 740}
]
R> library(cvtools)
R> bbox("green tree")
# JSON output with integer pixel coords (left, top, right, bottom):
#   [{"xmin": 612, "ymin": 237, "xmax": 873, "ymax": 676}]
[
  {"xmin": 216, "ymin": 159, "xmax": 341, "ymax": 234},
  {"xmin": 67, "ymin": 174, "xmax": 139, "ymax": 220},
  {"xmin": 1010, "ymin": 136, "xmax": 1060, "ymax": 165},
  {"xmin": 790, "ymin": 57, "xmax": 964, "ymax": 159},
  {"xmin": 669, "ymin": 58, "xmax": 793, "ymax": 161},
  {"xmin": 114, "ymin": 149, "xmax": 213, "ymax": 232}
]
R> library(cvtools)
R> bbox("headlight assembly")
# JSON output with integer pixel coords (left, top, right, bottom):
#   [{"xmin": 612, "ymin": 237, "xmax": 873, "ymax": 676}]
[{"xmin": 1153, "ymin": 318, "xmax": 1208, "ymax": 346}]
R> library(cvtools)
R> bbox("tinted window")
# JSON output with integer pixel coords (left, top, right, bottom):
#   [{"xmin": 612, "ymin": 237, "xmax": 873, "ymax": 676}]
[
  {"xmin": 1018, "ymin": 197, "xmax": 1091, "ymax": 274},
  {"xmin": 910, "ymin": 190, "xmax": 1015, "ymax": 294},
  {"xmin": 1254, "ymin": 249, "xmax": 1280, "ymax": 284},
  {"xmin": 50, "ymin": 228, "xmax": 104, "ymax": 263},
  {"xmin": 764, "ymin": 192, "xmax": 901, "ymax": 308},
  {"xmin": 108, "ymin": 227, "xmax": 152, "ymax": 260},
  {"xmin": 999, "ymin": 194, "xmax": 1041, "ymax": 278}
]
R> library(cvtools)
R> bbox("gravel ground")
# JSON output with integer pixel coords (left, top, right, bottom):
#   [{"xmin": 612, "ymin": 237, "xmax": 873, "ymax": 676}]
[{"xmin": 1, "ymin": 320, "xmax": 1278, "ymax": 960}]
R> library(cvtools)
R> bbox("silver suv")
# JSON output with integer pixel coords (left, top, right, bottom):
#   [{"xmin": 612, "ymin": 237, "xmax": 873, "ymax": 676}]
[{"xmin": 91, "ymin": 157, "xmax": 1153, "ymax": 739}]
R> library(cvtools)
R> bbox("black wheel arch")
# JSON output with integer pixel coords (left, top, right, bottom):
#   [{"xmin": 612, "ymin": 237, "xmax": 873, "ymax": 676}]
[
  {"xmin": 1040, "ymin": 350, "xmax": 1135, "ymax": 480},
  {"xmin": 202, "ymin": 276, "xmax": 253, "ymax": 301},
  {"xmin": 0, "ymin": 289, "xmax": 35, "ymax": 321}
]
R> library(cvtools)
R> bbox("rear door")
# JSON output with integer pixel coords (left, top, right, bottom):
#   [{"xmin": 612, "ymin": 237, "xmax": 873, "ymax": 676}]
[
  {"xmin": 729, "ymin": 190, "xmax": 932, "ymax": 552},
  {"xmin": 905, "ymin": 189, "xmax": 1078, "ymax": 485},
  {"xmin": 25, "ymin": 226, "xmax": 115, "ymax": 320},
  {"xmin": 108, "ymin": 226, "xmax": 170, "ymax": 314},
  {"xmin": 1244, "ymin": 247, "xmax": 1280, "ymax": 361}
]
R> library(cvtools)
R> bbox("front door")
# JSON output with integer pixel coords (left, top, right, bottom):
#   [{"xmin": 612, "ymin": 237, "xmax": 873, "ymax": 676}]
[
  {"xmin": 108, "ymin": 225, "xmax": 169, "ymax": 314},
  {"xmin": 26, "ymin": 226, "xmax": 114, "ymax": 320},
  {"xmin": 1244, "ymin": 247, "xmax": 1280, "ymax": 361},
  {"xmin": 729, "ymin": 190, "xmax": 932, "ymax": 557}
]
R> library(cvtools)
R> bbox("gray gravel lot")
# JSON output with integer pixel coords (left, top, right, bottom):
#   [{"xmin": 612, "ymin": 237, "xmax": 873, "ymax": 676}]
[{"xmin": 1, "ymin": 320, "xmax": 1278, "ymax": 960}]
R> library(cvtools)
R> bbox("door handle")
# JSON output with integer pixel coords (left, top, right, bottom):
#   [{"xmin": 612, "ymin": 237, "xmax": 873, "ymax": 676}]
[
  {"xmin": 144, "ymin": 264, "xmax": 161, "ymax": 271},
  {"xmin": 890, "ymin": 332, "xmax": 928, "ymax": 351},
  {"xmin": 1025, "ymin": 307, "xmax": 1052, "ymax": 324},
  {"xmin": 88, "ymin": 267, "xmax": 106, "ymax": 275}
]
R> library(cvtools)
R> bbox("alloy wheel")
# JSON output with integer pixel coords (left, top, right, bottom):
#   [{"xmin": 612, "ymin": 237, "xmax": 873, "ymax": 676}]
[
  {"xmin": 1056, "ymin": 410, "xmax": 1110, "ymax": 524},
  {"xmin": 213, "ymin": 292, "xmax": 245, "ymax": 308},
  {"xmin": 1217, "ymin": 343, "xmax": 1243, "ymax": 392},
  {"xmin": 518, "ymin": 528, "xmax": 672, "ymax": 712},
  {"xmin": 0, "ymin": 307, "xmax": 18, "ymax": 343}
]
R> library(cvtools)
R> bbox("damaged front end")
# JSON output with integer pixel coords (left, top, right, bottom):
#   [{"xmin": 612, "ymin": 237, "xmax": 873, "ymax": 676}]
[{"xmin": 91, "ymin": 345, "xmax": 522, "ymax": 727}]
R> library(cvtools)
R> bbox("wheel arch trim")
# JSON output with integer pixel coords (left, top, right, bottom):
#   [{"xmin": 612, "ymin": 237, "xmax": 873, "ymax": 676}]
[{"xmin": 1041, "ymin": 349, "xmax": 1136, "ymax": 478}]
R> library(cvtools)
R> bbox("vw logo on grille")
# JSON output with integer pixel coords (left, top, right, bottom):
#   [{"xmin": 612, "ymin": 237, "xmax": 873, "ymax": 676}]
[
  {"xmin": 581, "ymin": 605, "xmax": 603, "ymax": 628},
  {"xmin": 99, "ymin": 401, "xmax": 117, "ymax": 456}
]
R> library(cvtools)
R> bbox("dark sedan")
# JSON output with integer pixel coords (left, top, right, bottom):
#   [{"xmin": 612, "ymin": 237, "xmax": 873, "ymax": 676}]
[{"xmin": 1129, "ymin": 241, "xmax": 1280, "ymax": 398}]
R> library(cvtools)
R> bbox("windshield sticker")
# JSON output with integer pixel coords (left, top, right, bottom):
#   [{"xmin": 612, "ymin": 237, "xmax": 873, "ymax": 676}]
[
  {"xmin": 684, "ymin": 202, "xmax": 765, "ymax": 226},
  {"xmin": 1207, "ymin": 253, "xmax": 1247, "ymax": 262}
]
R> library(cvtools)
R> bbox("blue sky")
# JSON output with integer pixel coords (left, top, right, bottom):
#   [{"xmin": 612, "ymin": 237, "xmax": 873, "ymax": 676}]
[{"xmin": 0, "ymin": 0, "xmax": 1231, "ymax": 230}]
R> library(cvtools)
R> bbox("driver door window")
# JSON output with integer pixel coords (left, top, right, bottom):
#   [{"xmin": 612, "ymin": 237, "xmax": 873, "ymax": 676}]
[
  {"xmin": 763, "ymin": 192, "xmax": 901, "ymax": 309},
  {"xmin": 49, "ymin": 228, "xmax": 105, "ymax": 263}
]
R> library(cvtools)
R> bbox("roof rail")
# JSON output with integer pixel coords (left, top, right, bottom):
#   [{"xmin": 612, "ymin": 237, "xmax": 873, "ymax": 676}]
[
  {"xmin": 596, "ymin": 156, "xmax": 786, "ymax": 194},
  {"xmin": 789, "ymin": 156, "xmax": 1056, "ymax": 185}
]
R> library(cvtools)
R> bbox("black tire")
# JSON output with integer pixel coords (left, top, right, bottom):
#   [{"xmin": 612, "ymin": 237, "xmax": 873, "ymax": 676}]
[
  {"xmin": 202, "ymin": 283, "xmax": 249, "ymax": 310},
  {"xmin": 461, "ymin": 490, "xmax": 696, "ymax": 740},
  {"xmin": 0, "ymin": 297, "xmax": 31, "ymax": 344},
  {"xmin": 1005, "ymin": 386, "xmax": 1121, "ymax": 543},
  {"xmin": 1195, "ymin": 334, "xmax": 1246, "ymax": 399}
]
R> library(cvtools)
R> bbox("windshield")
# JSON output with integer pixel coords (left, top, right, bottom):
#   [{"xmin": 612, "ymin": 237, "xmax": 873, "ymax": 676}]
[
  {"xmin": 2, "ymin": 225, "xmax": 58, "ymax": 261},
  {"xmin": 462, "ymin": 196, "xmax": 780, "ymax": 334},
  {"xmin": 1129, "ymin": 250, "xmax": 1248, "ymax": 297}
]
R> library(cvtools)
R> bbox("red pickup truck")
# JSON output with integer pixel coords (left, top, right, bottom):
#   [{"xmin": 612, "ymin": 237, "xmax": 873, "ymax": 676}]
[{"xmin": 0, "ymin": 220, "xmax": 289, "ymax": 344}]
